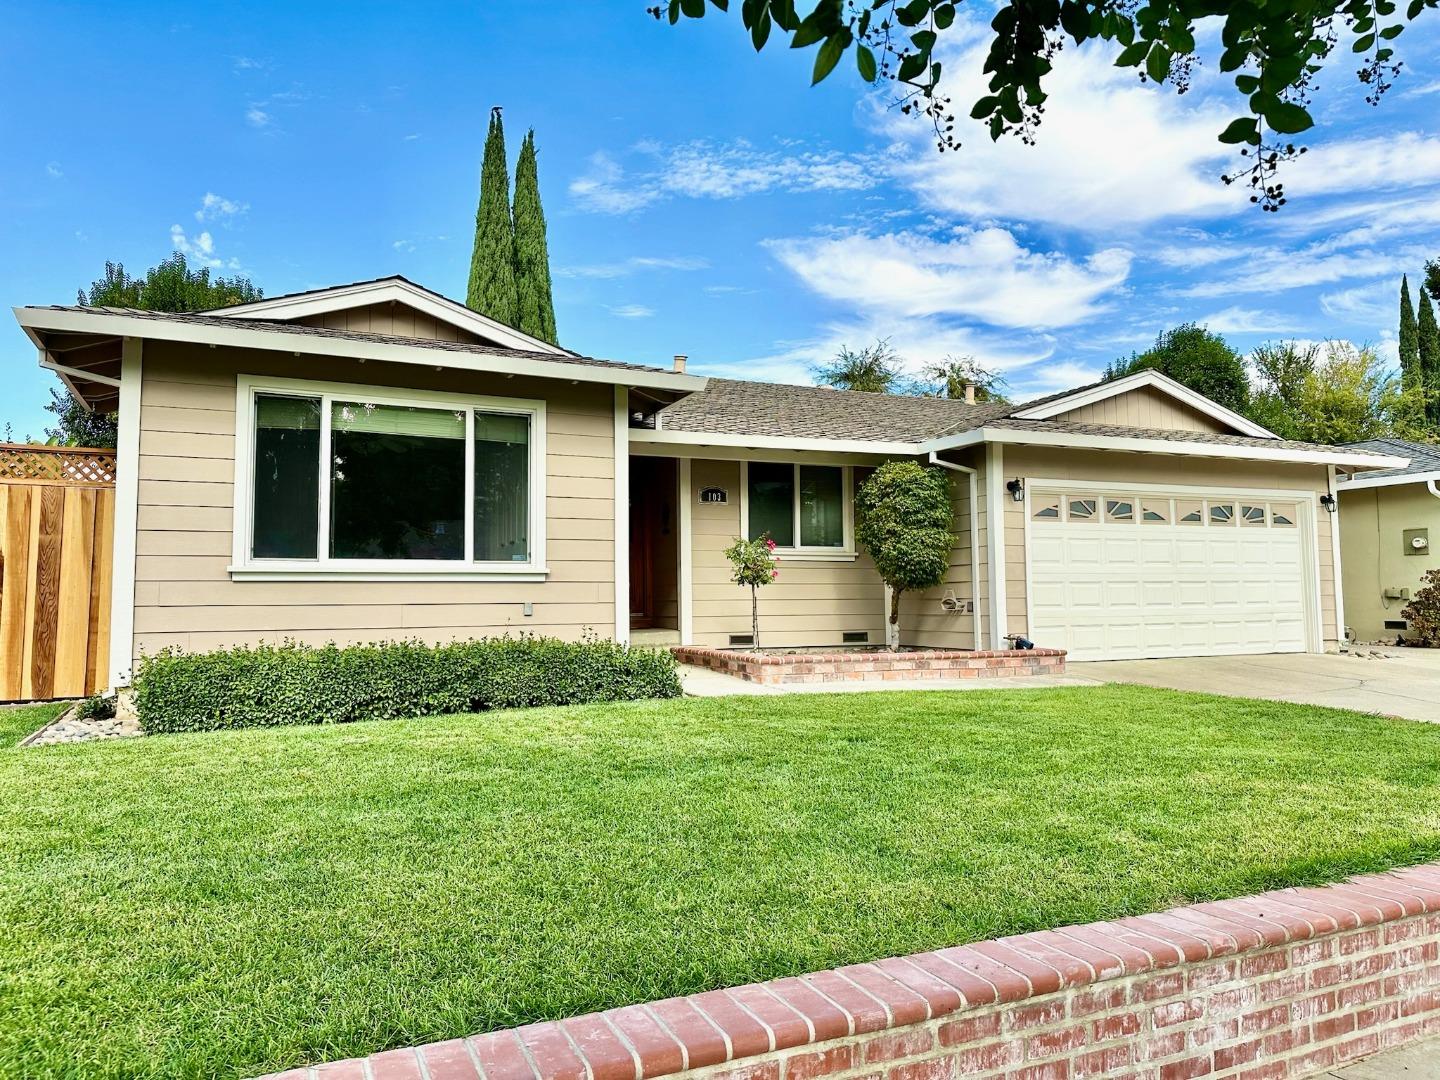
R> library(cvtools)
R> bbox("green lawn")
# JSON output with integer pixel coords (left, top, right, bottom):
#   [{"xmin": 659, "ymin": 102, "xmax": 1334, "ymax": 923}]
[
  {"xmin": 0, "ymin": 700, "xmax": 67, "ymax": 746},
  {"xmin": 4, "ymin": 687, "xmax": 1440, "ymax": 1078}
]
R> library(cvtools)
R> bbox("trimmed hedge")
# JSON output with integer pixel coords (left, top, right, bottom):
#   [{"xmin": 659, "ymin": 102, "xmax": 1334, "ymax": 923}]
[{"xmin": 133, "ymin": 635, "xmax": 682, "ymax": 735}]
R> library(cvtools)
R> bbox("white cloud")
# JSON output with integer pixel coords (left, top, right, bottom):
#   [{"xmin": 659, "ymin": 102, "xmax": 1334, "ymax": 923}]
[
  {"xmin": 170, "ymin": 225, "xmax": 224, "ymax": 268},
  {"xmin": 1178, "ymin": 244, "xmax": 1425, "ymax": 299},
  {"xmin": 609, "ymin": 304, "xmax": 655, "ymax": 319},
  {"xmin": 195, "ymin": 192, "xmax": 246, "ymax": 222},
  {"xmin": 45, "ymin": 161, "xmax": 62, "ymax": 179},
  {"xmin": 885, "ymin": 29, "xmax": 1241, "ymax": 229},
  {"xmin": 1284, "ymin": 133, "xmax": 1440, "ymax": 198},
  {"xmin": 558, "ymin": 255, "xmax": 709, "ymax": 279},
  {"xmin": 233, "ymin": 56, "xmax": 267, "ymax": 72},
  {"xmin": 1320, "ymin": 279, "xmax": 1395, "ymax": 322},
  {"xmin": 766, "ymin": 227, "xmax": 1132, "ymax": 330},
  {"xmin": 245, "ymin": 106, "xmax": 271, "ymax": 128},
  {"xmin": 569, "ymin": 141, "xmax": 883, "ymax": 214},
  {"xmin": 1198, "ymin": 306, "xmax": 1299, "ymax": 334}
]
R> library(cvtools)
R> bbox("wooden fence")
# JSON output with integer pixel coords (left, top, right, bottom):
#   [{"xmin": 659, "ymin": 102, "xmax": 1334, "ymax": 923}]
[{"xmin": 0, "ymin": 445, "xmax": 116, "ymax": 700}]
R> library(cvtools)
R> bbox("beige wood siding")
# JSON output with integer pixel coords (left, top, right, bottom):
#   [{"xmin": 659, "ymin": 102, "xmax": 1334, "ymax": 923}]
[
  {"xmin": 293, "ymin": 302, "xmax": 487, "ymax": 344},
  {"xmin": 1054, "ymin": 386, "xmax": 1231, "ymax": 433},
  {"xmin": 131, "ymin": 341, "xmax": 614, "ymax": 665},
  {"xmin": 689, "ymin": 459, "xmax": 887, "ymax": 648},
  {"xmin": 902, "ymin": 447, "xmax": 984, "ymax": 650},
  {"xmin": 993, "ymin": 447, "xmax": 1339, "ymax": 647},
  {"xmin": 1338, "ymin": 483, "xmax": 1440, "ymax": 641}
]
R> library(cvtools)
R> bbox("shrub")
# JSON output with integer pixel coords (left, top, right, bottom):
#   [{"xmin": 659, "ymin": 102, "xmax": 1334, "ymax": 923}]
[
  {"xmin": 1402, "ymin": 569, "xmax": 1440, "ymax": 647},
  {"xmin": 133, "ymin": 634, "xmax": 683, "ymax": 735},
  {"xmin": 73, "ymin": 693, "xmax": 116, "ymax": 722},
  {"xmin": 855, "ymin": 461, "xmax": 954, "ymax": 649}
]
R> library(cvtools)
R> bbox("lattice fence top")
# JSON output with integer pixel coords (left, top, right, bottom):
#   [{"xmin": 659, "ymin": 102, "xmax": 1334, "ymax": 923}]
[{"xmin": 0, "ymin": 444, "xmax": 117, "ymax": 486}]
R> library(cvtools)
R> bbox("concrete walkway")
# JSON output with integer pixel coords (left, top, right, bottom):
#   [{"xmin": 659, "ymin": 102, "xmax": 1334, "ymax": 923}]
[
  {"xmin": 1075, "ymin": 648, "xmax": 1440, "ymax": 723},
  {"xmin": 1318, "ymin": 1035, "xmax": 1440, "ymax": 1077}
]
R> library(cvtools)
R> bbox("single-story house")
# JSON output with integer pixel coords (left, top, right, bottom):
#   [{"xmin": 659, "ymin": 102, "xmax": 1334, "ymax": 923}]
[
  {"xmin": 1336, "ymin": 438, "xmax": 1440, "ymax": 642},
  {"xmin": 12, "ymin": 275, "xmax": 1407, "ymax": 688}
]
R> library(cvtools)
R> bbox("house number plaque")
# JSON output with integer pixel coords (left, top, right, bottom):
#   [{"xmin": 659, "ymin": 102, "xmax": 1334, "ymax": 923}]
[{"xmin": 699, "ymin": 487, "xmax": 728, "ymax": 504}]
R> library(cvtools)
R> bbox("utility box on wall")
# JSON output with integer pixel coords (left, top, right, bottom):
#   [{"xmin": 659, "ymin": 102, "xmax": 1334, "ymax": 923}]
[{"xmin": 1404, "ymin": 527, "xmax": 1430, "ymax": 556}]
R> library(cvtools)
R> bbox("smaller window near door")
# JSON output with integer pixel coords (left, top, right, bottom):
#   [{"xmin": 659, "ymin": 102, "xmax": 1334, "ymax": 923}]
[
  {"xmin": 1105, "ymin": 498, "xmax": 1135, "ymax": 523},
  {"xmin": 1141, "ymin": 499, "xmax": 1169, "ymax": 523},
  {"xmin": 1176, "ymin": 500, "xmax": 1204, "ymax": 524},
  {"xmin": 1271, "ymin": 503, "xmax": 1297, "ymax": 526},
  {"xmin": 1240, "ymin": 504, "xmax": 1266, "ymax": 526},
  {"xmin": 746, "ymin": 462, "xmax": 848, "ymax": 550},
  {"xmin": 1067, "ymin": 497, "xmax": 1098, "ymax": 521},
  {"xmin": 1032, "ymin": 494, "xmax": 1061, "ymax": 520},
  {"xmin": 1208, "ymin": 502, "xmax": 1235, "ymax": 525}
]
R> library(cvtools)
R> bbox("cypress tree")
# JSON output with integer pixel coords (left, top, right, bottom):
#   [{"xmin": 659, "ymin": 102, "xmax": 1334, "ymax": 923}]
[
  {"xmin": 467, "ymin": 108, "xmax": 518, "ymax": 325},
  {"xmin": 1420, "ymin": 288, "xmax": 1440, "ymax": 426},
  {"xmin": 1400, "ymin": 275, "xmax": 1420, "ymax": 391},
  {"xmin": 512, "ymin": 129, "xmax": 558, "ymax": 345}
]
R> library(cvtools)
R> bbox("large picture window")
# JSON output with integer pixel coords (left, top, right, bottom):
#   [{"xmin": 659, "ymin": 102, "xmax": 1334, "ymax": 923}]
[
  {"xmin": 744, "ymin": 462, "xmax": 851, "ymax": 553},
  {"xmin": 236, "ymin": 378, "xmax": 545, "ymax": 577}
]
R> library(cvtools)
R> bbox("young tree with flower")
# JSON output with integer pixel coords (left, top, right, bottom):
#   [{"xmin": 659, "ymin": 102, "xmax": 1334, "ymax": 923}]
[{"xmin": 723, "ymin": 534, "xmax": 780, "ymax": 650}]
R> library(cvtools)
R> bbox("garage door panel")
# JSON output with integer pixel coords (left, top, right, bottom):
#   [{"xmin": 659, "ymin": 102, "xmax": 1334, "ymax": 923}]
[{"xmin": 1029, "ymin": 491, "xmax": 1310, "ymax": 661}]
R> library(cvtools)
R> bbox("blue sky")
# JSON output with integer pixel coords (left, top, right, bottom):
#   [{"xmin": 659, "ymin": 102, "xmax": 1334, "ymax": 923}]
[{"xmin": 3, "ymin": 2, "xmax": 1439, "ymax": 439}]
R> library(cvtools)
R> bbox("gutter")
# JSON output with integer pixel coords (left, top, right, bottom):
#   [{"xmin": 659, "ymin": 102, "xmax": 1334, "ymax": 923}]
[{"xmin": 928, "ymin": 452, "xmax": 985, "ymax": 650}]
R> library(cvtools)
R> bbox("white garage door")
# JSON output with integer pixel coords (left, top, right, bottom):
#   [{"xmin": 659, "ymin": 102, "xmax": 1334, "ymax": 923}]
[{"xmin": 1027, "ymin": 490, "xmax": 1312, "ymax": 661}]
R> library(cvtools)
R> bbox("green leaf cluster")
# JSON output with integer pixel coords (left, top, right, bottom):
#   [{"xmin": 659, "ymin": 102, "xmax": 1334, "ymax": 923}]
[
  {"xmin": 133, "ymin": 635, "xmax": 681, "ymax": 735},
  {"xmin": 513, "ymin": 130, "xmax": 559, "ymax": 345},
  {"xmin": 855, "ymin": 461, "xmax": 953, "ymax": 646},
  {"xmin": 1106, "ymin": 323, "xmax": 1250, "ymax": 415}
]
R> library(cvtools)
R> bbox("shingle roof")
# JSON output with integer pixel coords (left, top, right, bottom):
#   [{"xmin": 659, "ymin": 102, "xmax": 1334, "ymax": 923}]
[
  {"xmin": 1339, "ymin": 438, "xmax": 1440, "ymax": 481},
  {"xmin": 987, "ymin": 418, "xmax": 1358, "ymax": 455},
  {"xmin": 654, "ymin": 378, "xmax": 1012, "ymax": 442},
  {"xmin": 22, "ymin": 304, "xmax": 668, "ymax": 374}
]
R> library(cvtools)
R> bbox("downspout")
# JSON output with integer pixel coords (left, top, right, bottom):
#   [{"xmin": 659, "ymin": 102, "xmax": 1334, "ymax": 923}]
[
  {"xmin": 928, "ymin": 452, "xmax": 985, "ymax": 650},
  {"xmin": 1429, "ymin": 479, "xmax": 1440, "ymax": 501}
]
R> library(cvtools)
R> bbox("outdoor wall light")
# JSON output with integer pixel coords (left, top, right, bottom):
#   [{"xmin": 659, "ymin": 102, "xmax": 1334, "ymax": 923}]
[
  {"xmin": 1320, "ymin": 493, "xmax": 1336, "ymax": 513},
  {"xmin": 1006, "ymin": 479, "xmax": 1025, "ymax": 503}
]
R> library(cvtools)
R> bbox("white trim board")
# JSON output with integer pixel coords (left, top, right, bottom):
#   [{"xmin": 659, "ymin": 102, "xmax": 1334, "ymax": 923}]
[
  {"xmin": 631, "ymin": 427, "xmax": 917, "ymax": 458},
  {"xmin": 614, "ymin": 386, "xmax": 630, "ymax": 644},
  {"xmin": 985, "ymin": 442, "xmax": 1007, "ymax": 650},
  {"xmin": 208, "ymin": 277, "xmax": 569, "ymax": 356},
  {"xmin": 229, "ymin": 373, "xmax": 548, "ymax": 581},
  {"xmin": 14, "ymin": 306, "xmax": 706, "ymax": 394},
  {"xmin": 1336, "ymin": 470, "xmax": 1436, "ymax": 492},
  {"xmin": 1010, "ymin": 369, "xmax": 1278, "ymax": 439},
  {"xmin": 108, "ymin": 337, "xmax": 143, "ymax": 689}
]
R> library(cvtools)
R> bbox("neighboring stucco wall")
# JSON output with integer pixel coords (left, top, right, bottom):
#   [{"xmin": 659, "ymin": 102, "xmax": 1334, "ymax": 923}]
[
  {"xmin": 293, "ymin": 302, "xmax": 487, "ymax": 344},
  {"xmin": 131, "ymin": 341, "xmax": 615, "ymax": 665},
  {"xmin": 993, "ymin": 447, "xmax": 1339, "ymax": 647},
  {"xmin": 1339, "ymin": 482, "xmax": 1440, "ymax": 641},
  {"xmin": 1053, "ymin": 385, "xmax": 1231, "ymax": 433},
  {"xmin": 688, "ymin": 457, "xmax": 888, "ymax": 649}
]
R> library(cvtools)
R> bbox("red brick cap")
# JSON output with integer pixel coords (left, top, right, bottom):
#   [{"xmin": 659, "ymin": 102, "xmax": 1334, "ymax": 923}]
[
  {"xmin": 671, "ymin": 647, "xmax": 1067, "ymax": 666},
  {"xmin": 254, "ymin": 862, "xmax": 1440, "ymax": 1080}
]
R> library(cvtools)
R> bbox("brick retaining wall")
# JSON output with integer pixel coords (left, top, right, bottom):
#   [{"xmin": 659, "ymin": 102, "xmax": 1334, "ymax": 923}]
[
  {"xmin": 670, "ymin": 647, "xmax": 1067, "ymax": 685},
  {"xmin": 260, "ymin": 862, "xmax": 1440, "ymax": 1080}
]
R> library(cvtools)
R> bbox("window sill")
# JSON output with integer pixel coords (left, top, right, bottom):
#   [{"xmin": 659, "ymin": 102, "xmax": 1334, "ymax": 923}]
[
  {"xmin": 228, "ymin": 564, "xmax": 550, "ymax": 583},
  {"xmin": 771, "ymin": 549, "xmax": 858, "ymax": 563}
]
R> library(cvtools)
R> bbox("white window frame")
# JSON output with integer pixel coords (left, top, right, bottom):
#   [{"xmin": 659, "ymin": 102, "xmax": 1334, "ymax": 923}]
[
  {"xmin": 230, "ymin": 374, "xmax": 547, "ymax": 581},
  {"xmin": 738, "ymin": 460, "xmax": 856, "ymax": 561}
]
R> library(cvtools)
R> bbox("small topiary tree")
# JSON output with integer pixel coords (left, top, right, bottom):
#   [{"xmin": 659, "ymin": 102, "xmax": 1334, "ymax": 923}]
[
  {"xmin": 1402, "ymin": 568, "xmax": 1440, "ymax": 647},
  {"xmin": 723, "ymin": 534, "xmax": 779, "ymax": 650},
  {"xmin": 856, "ymin": 461, "xmax": 955, "ymax": 651}
]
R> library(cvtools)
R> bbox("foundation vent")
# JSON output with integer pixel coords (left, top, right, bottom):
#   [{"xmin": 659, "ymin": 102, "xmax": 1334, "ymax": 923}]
[
  {"xmin": 1385, "ymin": 620, "xmax": 1408, "ymax": 630},
  {"xmin": 728, "ymin": 634, "xmax": 755, "ymax": 647},
  {"xmin": 842, "ymin": 631, "xmax": 869, "ymax": 644}
]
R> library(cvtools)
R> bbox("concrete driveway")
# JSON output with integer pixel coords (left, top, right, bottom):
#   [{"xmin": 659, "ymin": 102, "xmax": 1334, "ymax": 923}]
[{"xmin": 1075, "ymin": 647, "xmax": 1440, "ymax": 723}]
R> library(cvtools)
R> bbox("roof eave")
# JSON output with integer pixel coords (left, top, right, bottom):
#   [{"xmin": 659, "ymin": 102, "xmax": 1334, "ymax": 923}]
[
  {"xmin": 1338, "ymin": 469, "xmax": 1440, "ymax": 492},
  {"xmin": 920, "ymin": 426, "xmax": 1411, "ymax": 469},
  {"xmin": 14, "ymin": 306, "xmax": 708, "ymax": 393}
]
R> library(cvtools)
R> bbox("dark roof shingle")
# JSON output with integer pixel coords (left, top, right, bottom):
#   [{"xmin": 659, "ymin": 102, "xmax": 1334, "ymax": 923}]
[{"xmin": 1339, "ymin": 438, "xmax": 1439, "ymax": 481}]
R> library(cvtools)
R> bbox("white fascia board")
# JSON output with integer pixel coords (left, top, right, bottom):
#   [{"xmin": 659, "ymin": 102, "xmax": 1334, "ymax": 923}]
[
  {"xmin": 1337, "ymin": 469, "xmax": 1438, "ymax": 492},
  {"xmin": 15, "ymin": 306, "xmax": 708, "ymax": 393},
  {"xmin": 1011, "ymin": 369, "xmax": 1279, "ymax": 440},
  {"xmin": 207, "ymin": 278, "xmax": 569, "ymax": 356},
  {"xmin": 921, "ymin": 426, "xmax": 1411, "ymax": 469},
  {"xmin": 629, "ymin": 426, "xmax": 919, "ymax": 457}
]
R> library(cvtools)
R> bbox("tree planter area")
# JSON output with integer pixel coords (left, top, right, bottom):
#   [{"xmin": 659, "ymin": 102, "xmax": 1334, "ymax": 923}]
[{"xmin": 670, "ymin": 646, "xmax": 1066, "ymax": 685}]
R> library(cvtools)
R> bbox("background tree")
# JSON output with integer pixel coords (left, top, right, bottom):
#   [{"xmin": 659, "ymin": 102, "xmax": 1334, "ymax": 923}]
[
  {"xmin": 1400, "ymin": 276, "xmax": 1421, "ymax": 392},
  {"xmin": 855, "ymin": 461, "xmax": 953, "ymax": 651},
  {"xmin": 921, "ymin": 355, "xmax": 1009, "ymax": 403},
  {"xmin": 512, "ymin": 129, "xmax": 559, "ymax": 345},
  {"xmin": 39, "ymin": 253, "xmax": 265, "ymax": 448},
  {"xmin": 467, "ymin": 107, "xmax": 519, "ymax": 325},
  {"xmin": 1105, "ymin": 323, "xmax": 1249, "ymax": 415},
  {"xmin": 1284, "ymin": 341, "xmax": 1426, "ymax": 444},
  {"xmin": 814, "ymin": 338, "xmax": 911, "ymax": 393},
  {"xmin": 79, "ymin": 252, "xmax": 260, "ymax": 311},
  {"xmin": 1426, "ymin": 259, "xmax": 1440, "ymax": 300},
  {"xmin": 1420, "ymin": 288, "xmax": 1440, "ymax": 426},
  {"xmin": 651, "ymin": 0, "xmax": 1437, "ymax": 211},
  {"xmin": 1245, "ymin": 340, "xmax": 1320, "ymax": 440}
]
